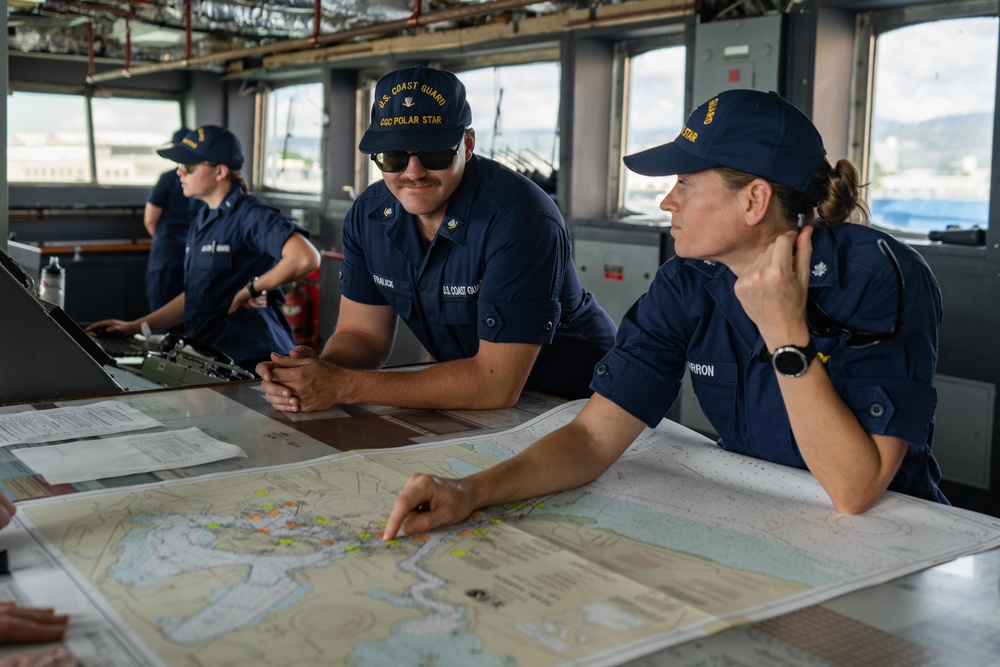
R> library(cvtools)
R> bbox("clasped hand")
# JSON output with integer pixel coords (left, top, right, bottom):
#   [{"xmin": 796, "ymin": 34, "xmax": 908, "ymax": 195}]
[{"xmin": 257, "ymin": 346, "xmax": 345, "ymax": 412}]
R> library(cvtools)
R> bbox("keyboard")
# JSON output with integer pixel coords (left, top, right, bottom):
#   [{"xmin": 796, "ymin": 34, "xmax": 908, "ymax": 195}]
[{"xmin": 88, "ymin": 334, "xmax": 155, "ymax": 358}]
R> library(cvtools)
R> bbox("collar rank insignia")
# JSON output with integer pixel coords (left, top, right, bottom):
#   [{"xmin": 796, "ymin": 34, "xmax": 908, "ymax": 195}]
[
  {"xmin": 812, "ymin": 261, "xmax": 828, "ymax": 278},
  {"xmin": 383, "ymin": 207, "xmax": 393, "ymax": 217},
  {"xmin": 447, "ymin": 219, "xmax": 459, "ymax": 230}
]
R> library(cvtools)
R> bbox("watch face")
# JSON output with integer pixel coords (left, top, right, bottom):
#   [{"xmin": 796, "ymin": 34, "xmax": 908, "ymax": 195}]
[{"xmin": 773, "ymin": 347, "xmax": 808, "ymax": 377}]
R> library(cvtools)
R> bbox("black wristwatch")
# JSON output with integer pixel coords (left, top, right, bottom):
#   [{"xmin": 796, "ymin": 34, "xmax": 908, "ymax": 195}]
[
  {"xmin": 246, "ymin": 277, "xmax": 262, "ymax": 298},
  {"xmin": 771, "ymin": 341, "xmax": 818, "ymax": 378}
]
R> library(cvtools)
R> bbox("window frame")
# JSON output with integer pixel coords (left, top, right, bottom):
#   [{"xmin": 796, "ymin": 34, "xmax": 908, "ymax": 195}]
[
  {"xmin": 608, "ymin": 32, "xmax": 689, "ymax": 219},
  {"xmin": 7, "ymin": 84, "xmax": 184, "ymax": 187},
  {"xmin": 443, "ymin": 51, "xmax": 562, "ymax": 185},
  {"xmin": 852, "ymin": 0, "xmax": 999, "ymax": 243},
  {"xmin": 255, "ymin": 78, "xmax": 327, "ymax": 200}
]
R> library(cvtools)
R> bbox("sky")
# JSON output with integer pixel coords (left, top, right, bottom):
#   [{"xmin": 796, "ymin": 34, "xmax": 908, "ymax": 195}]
[
  {"xmin": 873, "ymin": 16, "xmax": 998, "ymax": 124},
  {"xmin": 461, "ymin": 62, "xmax": 561, "ymax": 133}
]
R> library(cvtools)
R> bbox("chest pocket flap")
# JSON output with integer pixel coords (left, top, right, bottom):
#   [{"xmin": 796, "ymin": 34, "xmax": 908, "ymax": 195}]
[{"xmin": 190, "ymin": 248, "xmax": 232, "ymax": 271}]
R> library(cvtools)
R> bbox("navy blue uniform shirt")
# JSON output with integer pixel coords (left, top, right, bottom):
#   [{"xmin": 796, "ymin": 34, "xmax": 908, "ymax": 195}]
[
  {"xmin": 146, "ymin": 170, "xmax": 202, "ymax": 311},
  {"xmin": 591, "ymin": 222, "xmax": 948, "ymax": 504},
  {"xmin": 183, "ymin": 185, "xmax": 308, "ymax": 369},
  {"xmin": 340, "ymin": 155, "xmax": 617, "ymax": 399}
]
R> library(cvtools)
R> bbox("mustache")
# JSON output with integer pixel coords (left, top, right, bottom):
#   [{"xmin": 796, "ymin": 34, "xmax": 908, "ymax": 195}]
[{"xmin": 394, "ymin": 176, "xmax": 440, "ymax": 188}]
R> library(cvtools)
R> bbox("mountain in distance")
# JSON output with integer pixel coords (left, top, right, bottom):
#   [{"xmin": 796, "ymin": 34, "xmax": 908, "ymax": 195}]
[{"xmin": 872, "ymin": 112, "xmax": 993, "ymax": 172}]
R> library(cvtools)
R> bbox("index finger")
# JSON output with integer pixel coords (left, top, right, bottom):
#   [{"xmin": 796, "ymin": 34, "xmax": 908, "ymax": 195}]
[
  {"xmin": 2, "ymin": 607, "xmax": 60, "ymax": 621},
  {"xmin": 255, "ymin": 360, "xmax": 276, "ymax": 380},
  {"xmin": 769, "ymin": 229, "xmax": 799, "ymax": 264},
  {"xmin": 288, "ymin": 345, "xmax": 318, "ymax": 359},
  {"xmin": 794, "ymin": 224, "xmax": 814, "ymax": 285},
  {"xmin": 384, "ymin": 489, "xmax": 432, "ymax": 541}
]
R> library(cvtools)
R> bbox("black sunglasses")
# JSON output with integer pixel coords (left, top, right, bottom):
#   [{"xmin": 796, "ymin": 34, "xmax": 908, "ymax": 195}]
[
  {"xmin": 806, "ymin": 238, "xmax": 905, "ymax": 349},
  {"xmin": 179, "ymin": 162, "xmax": 218, "ymax": 175},
  {"xmin": 370, "ymin": 148, "xmax": 458, "ymax": 173}
]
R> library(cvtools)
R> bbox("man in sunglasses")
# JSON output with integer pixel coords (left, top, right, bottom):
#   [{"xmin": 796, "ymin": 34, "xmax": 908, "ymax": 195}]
[{"xmin": 258, "ymin": 66, "xmax": 617, "ymax": 412}]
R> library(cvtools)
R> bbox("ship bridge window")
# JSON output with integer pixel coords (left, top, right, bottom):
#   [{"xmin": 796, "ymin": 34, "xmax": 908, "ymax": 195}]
[
  {"xmin": 8, "ymin": 92, "xmax": 89, "ymax": 184},
  {"xmin": 616, "ymin": 42, "xmax": 686, "ymax": 218},
  {"xmin": 867, "ymin": 14, "xmax": 997, "ymax": 236},
  {"xmin": 92, "ymin": 97, "xmax": 183, "ymax": 185},
  {"xmin": 8, "ymin": 90, "xmax": 182, "ymax": 186},
  {"xmin": 261, "ymin": 82, "xmax": 325, "ymax": 195},
  {"xmin": 459, "ymin": 62, "xmax": 561, "ymax": 199}
]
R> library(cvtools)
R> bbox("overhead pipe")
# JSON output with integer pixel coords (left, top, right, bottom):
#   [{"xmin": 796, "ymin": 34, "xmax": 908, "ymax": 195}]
[
  {"xmin": 87, "ymin": 20, "xmax": 95, "ymax": 79},
  {"xmin": 310, "ymin": 0, "xmax": 322, "ymax": 45},
  {"xmin": 74, "ymin": 0, "xmax": 160, "ymax": 13},
  {"xmin": 125, "ymin": 7, "xmax": 132, "ymax": 73},
  {"xmin": 185, "ymin": 0, "xmax": 192, "ymax": 62},
  {"xmin": 566, "ymin": 0, "xmax": 695, "ymax": 27},
  {"xmin": 408, "ymin": 0, "xmax": 423, "ymax": 29},
  {"xmin": 87, "ymin": 0, "xmax": 565, "ymax": 84}
]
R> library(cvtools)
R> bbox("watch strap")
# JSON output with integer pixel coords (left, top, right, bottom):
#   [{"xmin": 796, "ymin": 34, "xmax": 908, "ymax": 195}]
[{"xmin": 246, "ymin": 277, "xmax": 262, "ymax": 298}]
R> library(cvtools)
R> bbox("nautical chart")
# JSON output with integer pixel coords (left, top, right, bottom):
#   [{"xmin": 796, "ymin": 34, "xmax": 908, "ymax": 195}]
[{"xmin": 13, "ymin": 401, "xmax": 1000, "ymax": 666}]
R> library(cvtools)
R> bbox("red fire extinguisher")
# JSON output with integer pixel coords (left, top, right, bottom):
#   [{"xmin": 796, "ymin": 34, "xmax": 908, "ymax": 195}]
[{"xmin": 283, "ymin": 281, "xmax": 314, "ymax": 349}]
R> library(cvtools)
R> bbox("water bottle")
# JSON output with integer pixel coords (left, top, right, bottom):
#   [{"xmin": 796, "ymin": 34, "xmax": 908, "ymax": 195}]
[{"xmin": 39, "ymin": 256, "xmax": 66, "ymax": 309}]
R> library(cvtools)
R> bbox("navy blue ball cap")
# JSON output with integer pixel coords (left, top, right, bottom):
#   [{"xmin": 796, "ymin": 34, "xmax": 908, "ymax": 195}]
[
  {"xmin": 170, "ymin": 127, "xmax": 190, "ymax": 145},
  {"xmin": 359, "ymin": 65, "xmax": 472, "ymax": 154},
  {"xmin": 157, "ymin": 125, "xmax": 245, "ymax": 170},
  {"xmin": 623, "ymin": 89, "xmax": 827, "ymax": 203}
]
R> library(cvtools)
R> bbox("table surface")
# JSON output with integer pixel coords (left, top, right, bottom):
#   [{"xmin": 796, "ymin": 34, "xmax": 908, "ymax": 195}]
[
  {"xmin": 0, "ymin": 380, "xmax": 566, "ymax": 502},
  {"xmin": 1, "ymin": 381, "xmax": 997, "ymax": 667}
]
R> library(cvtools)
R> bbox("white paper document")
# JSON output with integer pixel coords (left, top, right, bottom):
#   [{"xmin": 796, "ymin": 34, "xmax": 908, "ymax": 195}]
[
  {"xmin": 0, "ymin": 400, "xmax": 162, "ymax": 447},
  {"xmin": 11, "ymin": 427, "xmax": 247, "ymax": 484}
]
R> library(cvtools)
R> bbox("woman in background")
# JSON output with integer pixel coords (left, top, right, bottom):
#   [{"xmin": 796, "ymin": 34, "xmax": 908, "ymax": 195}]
[
  {"xmin": 143, "ymin": 127, "xmax": 203, "ymax": 327},
  {"xmin": 88, "ymin": 125, "xmax": 320, "ymax": 370}
]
